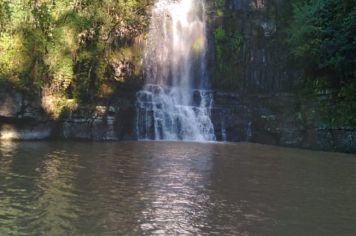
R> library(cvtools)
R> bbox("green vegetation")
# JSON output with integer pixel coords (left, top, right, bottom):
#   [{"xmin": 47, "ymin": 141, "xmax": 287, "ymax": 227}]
[
  {"xmin": 213, "ymin": 25, "xmax": 243, "ymax": 90},
  {"xmin": 211, "ymin": 0, "xmax": 355, "ymax": 126},
  {"xmin": 212, "ymin": 9, "xmax": 244, "ymax": 90},
  {"xmin": 214, "ymin": 26, "xmax": 243, "ymax": 70},
  {"xmin": 215, "ymin": 0, "xmax": 225, "ymax": 16},
  {"xmin": 0, "ymin": 0, "xmax": 149, "ymax": 118},
  {"xmin": 289, "ymin": 0, "xmax": 356, "ymax": 126},
  {"xmin": 1, "ymin": 0, "xmax": 355, "ymax": 127},
  {"xmin": 211, "ymin": 0, "xmax": 291, "ymax": 92}
]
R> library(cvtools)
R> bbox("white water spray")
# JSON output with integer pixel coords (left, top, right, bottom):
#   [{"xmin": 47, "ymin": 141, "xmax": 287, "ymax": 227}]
[{"xmin": 136, "ymin": 0, "xmax": 215, "ymax": 141}]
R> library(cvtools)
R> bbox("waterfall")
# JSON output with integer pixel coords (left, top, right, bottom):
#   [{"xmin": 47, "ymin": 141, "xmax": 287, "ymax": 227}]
[
  {"xmin": 136, "ymin": 0, "xmax": 216, "ymax": 141},
  {"xmin": 220, "ymin": 111, "xmax": 227, "ymax": 142}
]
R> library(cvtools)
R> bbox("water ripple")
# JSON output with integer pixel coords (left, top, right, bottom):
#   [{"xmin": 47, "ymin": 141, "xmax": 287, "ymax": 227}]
[{"xmin": 1, "ymin": 141, "xmax": 356, "ymax": 235}]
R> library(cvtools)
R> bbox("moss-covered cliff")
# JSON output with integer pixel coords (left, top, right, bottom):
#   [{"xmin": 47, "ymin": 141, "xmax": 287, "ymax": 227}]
[
  {"xmin": 207, "ymin": 0, "xmax": 297, "ymax": 93},
  {"xmin": 208, "ymin": 0, "xmax": 356, "ymax": 127},
  {"xmin": 207, "ymin": 0, "xmax": 356, "ymax": 152}
]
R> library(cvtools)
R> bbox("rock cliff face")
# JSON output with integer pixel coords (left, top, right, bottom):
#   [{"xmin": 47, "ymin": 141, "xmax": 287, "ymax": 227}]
[
  {"xmin": 0, "ymin": 88, "xmax": 53, "ymax": 140},
  {"xmin": 0, "ymin": 0, "xmax": 355, "ymax": 153},
  {"xmin": 206, "ymin": 0, "xmax": 356, "ymax": 153},
  {"xmin": 2, "ymin": 86, "xmax": 354, "ymax": 153},
  {"xmin": 0, "ymin": 87, "xmax": 137, "ymax": 141},
  {"xmin": 211, "ymin": 92, "xmax": 356, "ymax": 153},
  {"xmin": 206, "ymin": 0, "xmax": 297, "ymax": 92}
]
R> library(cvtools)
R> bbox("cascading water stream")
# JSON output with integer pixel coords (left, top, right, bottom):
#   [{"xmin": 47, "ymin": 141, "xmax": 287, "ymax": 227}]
[{"xmin": 136, "ymin": 0, "xmax": 215, "ymax": 141}]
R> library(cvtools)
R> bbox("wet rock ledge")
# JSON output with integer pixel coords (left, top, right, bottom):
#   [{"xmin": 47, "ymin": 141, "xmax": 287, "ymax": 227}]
[
  {"xmin": 211, "ymin": 92, "xmax": 356, "ymax": 153},
  {"xmin": 0, "ymin": 89, "xmax": 136, "ymax": 141},
  {"xmin": 1, "ymin": 88, "xmax": 355, "ymax": 153}
]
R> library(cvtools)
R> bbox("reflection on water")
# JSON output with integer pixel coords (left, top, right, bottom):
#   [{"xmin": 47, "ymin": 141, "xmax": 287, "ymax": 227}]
[
  {"xmin": 0, "ymin": 141, "xmax": 356, "ymax": 235},
  {"xmin": 138, "ymin": 143, "xmax": 213, "ymax": 234}
]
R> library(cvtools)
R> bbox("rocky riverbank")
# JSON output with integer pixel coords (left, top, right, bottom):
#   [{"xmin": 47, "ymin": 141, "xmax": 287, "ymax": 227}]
[
  {"xmin": 1, "ymin": 88, "xmax": 355, "ymax": 153},
  {"xmin": 0, "ymin": 88, "xmax": 136, "ymax": 141},
  {"xmin": 212, "ymin": 92, "xmax": 356, "ymax": 153}
]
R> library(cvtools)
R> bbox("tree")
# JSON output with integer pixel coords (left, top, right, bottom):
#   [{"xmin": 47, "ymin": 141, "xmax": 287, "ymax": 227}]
[
  {"xmin": 0, "ymin": 0, "xmax": 150, "ymax": 118},
  {"xmin": 289, "ymin": 0, "xmax": 356, "ymax": 126}
]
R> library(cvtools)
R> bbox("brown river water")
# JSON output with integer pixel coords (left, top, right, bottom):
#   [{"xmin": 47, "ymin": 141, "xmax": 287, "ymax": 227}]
[{"xmin": 0, "ymin": 141, "xmax": 356, "ymax": 235}]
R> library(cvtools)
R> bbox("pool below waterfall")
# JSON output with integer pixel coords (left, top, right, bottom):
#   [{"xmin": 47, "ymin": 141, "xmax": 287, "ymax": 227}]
[{"xmin": 1, "ymin": 141, "xmax": 356, "ymax": 235}]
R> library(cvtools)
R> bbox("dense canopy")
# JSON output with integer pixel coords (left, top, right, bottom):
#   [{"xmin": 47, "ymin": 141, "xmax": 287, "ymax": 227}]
[{"xmin": 0, "ymin": 0, "xmax": 149, "ymax": 117}]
